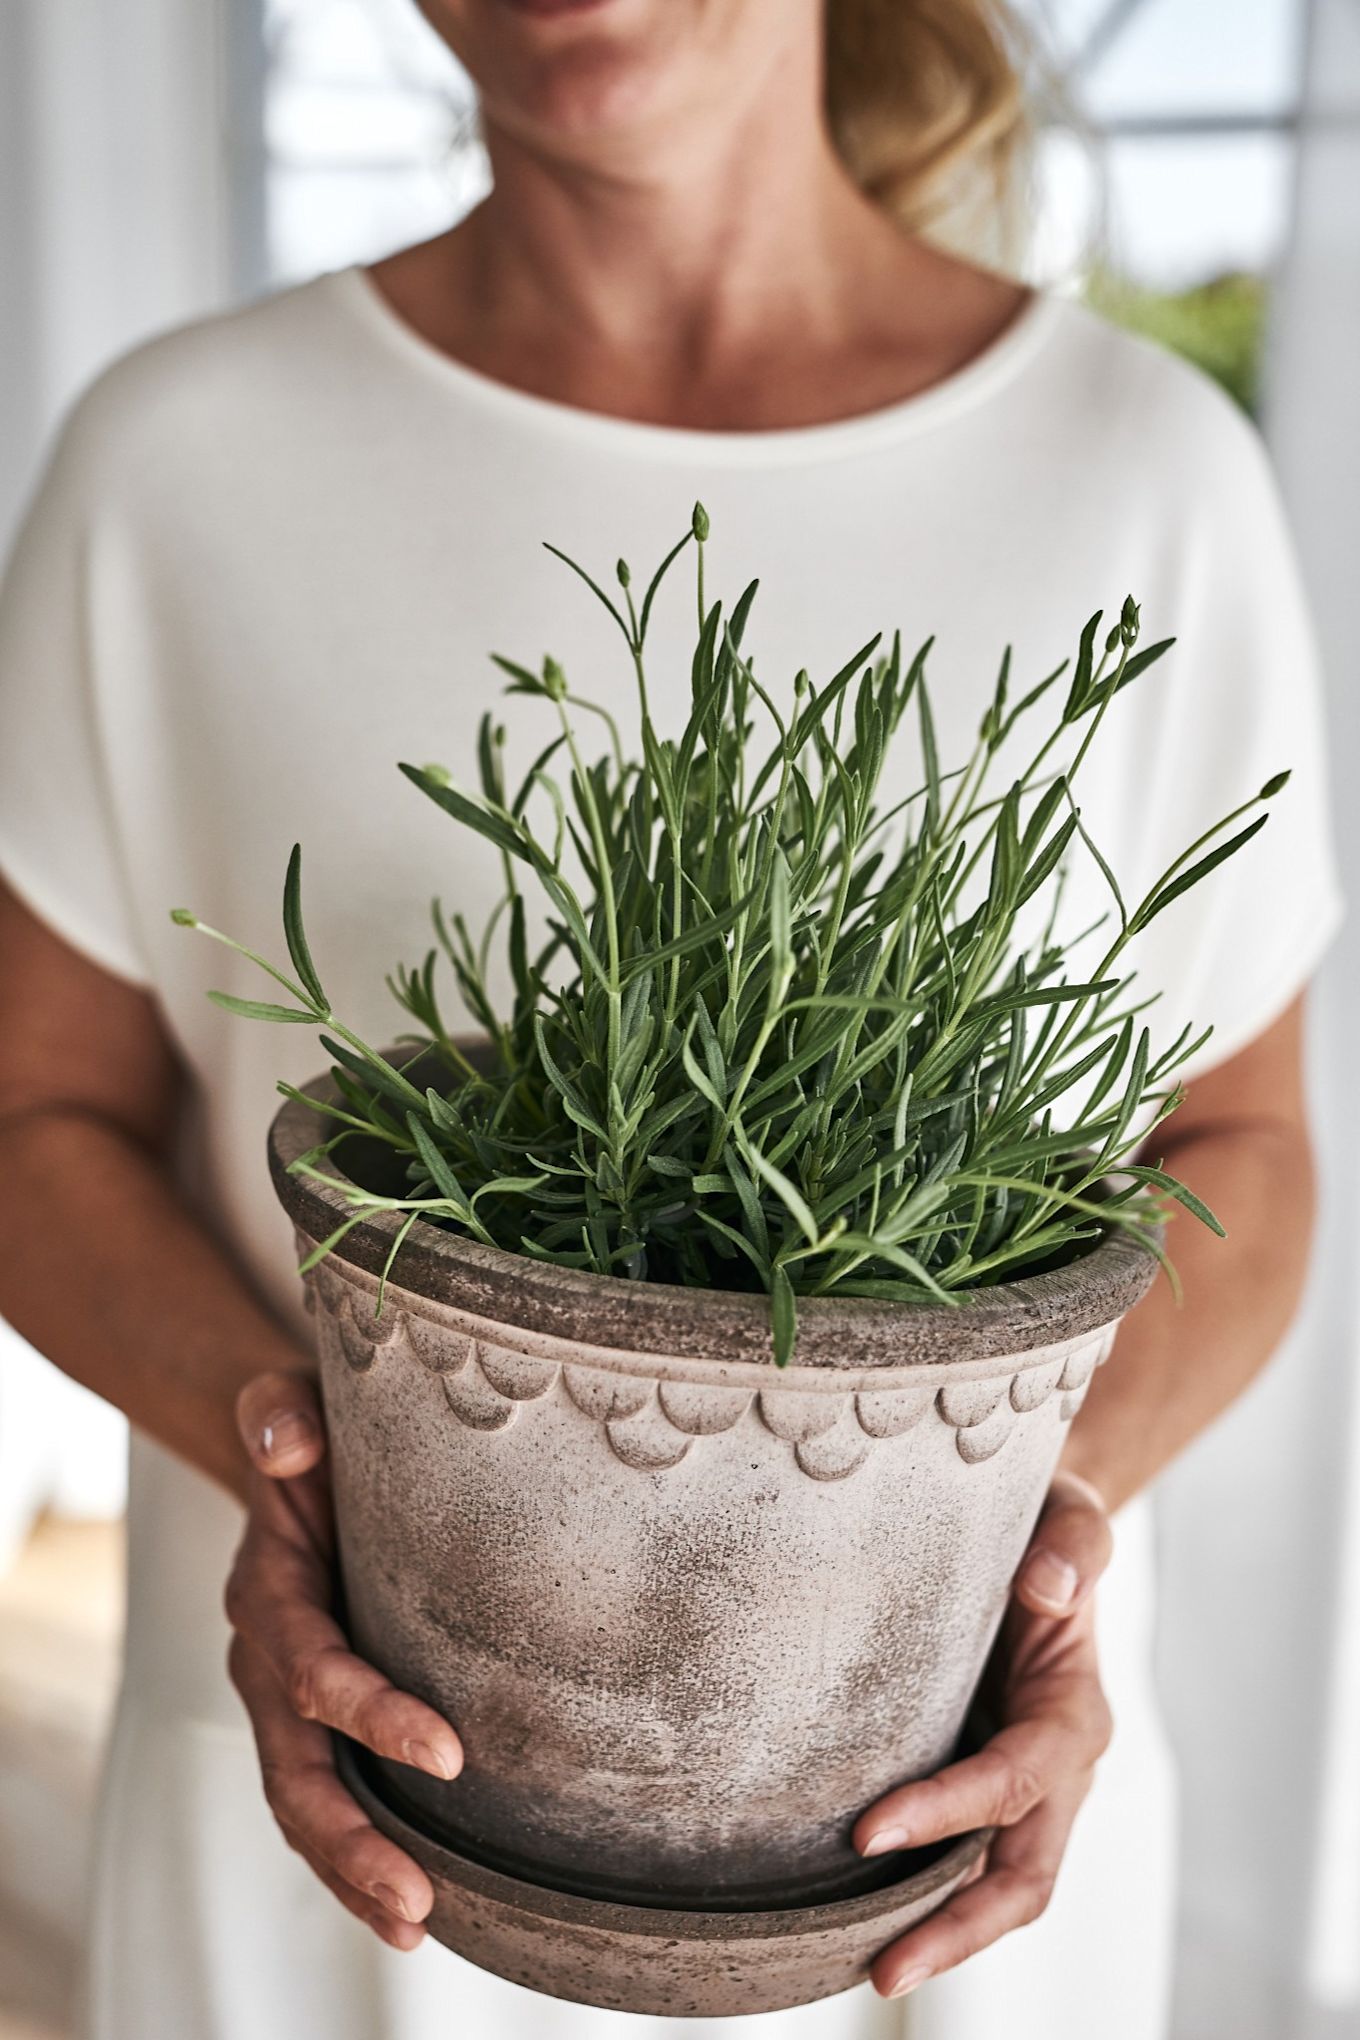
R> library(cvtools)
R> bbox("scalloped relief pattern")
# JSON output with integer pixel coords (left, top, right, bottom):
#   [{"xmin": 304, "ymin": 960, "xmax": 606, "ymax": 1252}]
[{"xmin": 307, "ymin": 1265, "xmax": 1113, "ymax": 1481}]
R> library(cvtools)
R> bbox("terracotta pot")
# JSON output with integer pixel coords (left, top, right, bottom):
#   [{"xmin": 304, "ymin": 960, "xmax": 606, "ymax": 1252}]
[{"xmin": 270, "ymin": 1068, "xmax": 1153, "ymax": 1927}]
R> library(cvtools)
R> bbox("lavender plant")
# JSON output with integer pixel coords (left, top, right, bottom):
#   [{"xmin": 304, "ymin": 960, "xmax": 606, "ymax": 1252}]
[{"xmin": 175, "ymin": 506, "xmax": 1285, "ymax": 1363}]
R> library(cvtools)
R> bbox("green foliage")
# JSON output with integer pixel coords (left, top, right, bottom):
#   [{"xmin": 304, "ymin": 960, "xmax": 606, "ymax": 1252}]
[
  {"xmin": 1086, "ymin": 268, "xmax": 1268, "ymax": 416},
  {"xmin": 174, "ymin": 511, "xmax": 1285, "ymax": 1362}
]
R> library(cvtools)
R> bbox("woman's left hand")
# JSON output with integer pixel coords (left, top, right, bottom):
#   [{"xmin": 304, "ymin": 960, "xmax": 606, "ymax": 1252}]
[{"xmin": 852, "ymin": 1471, "xmax": 1115, "ymax": 2000}]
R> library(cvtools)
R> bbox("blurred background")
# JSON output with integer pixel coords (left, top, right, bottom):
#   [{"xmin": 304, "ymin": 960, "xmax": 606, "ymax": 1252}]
[{"xmin": 0, "ymin": 1, "xmax": 1357, "ymax": 2035}]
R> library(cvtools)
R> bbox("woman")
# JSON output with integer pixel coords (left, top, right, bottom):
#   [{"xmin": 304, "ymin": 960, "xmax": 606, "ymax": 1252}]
[{"xmin": 0, "ymin": 1, "xmax": 1339, "ymax": 2036}]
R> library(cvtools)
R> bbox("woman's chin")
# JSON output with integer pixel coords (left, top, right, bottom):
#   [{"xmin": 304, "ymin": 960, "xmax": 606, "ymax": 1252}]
[
  {"xmin": 485, "ymin": 38, "xmax": 682, "ymax": 146},
  {"xmin": 421, "ymin": 0, "xmax": 734, "ymax": 151}
]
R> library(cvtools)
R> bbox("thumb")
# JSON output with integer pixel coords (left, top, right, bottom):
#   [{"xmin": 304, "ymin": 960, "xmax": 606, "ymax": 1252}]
[
  {"xmin": 1013, "ymin": 1469, "xmax": 1112, "ymax": 1619},
  {"xmin": 236, "ymin": 1370, "xmax": 326, "ymax": 1479}
]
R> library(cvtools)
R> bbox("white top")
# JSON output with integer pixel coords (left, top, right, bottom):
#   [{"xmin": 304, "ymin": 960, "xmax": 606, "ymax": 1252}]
[{"xmin": 0, "ymin": 274, "xmax": 1341, "ymax": 2037}]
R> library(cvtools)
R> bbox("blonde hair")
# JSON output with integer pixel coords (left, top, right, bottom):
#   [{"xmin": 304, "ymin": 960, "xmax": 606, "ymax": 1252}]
[{"xmin": 825, "ymin": 0, "xmax": 1033, "ymax": 264}]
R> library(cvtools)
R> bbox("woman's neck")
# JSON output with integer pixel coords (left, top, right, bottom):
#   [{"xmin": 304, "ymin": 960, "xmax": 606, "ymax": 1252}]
[
  {"xmin": 468, "ymin": 53, "xmax": 885, "ymax": 361},
  {"xmin": 368, "ymin": 47, "xmax": 1027, "ymax": 432}
]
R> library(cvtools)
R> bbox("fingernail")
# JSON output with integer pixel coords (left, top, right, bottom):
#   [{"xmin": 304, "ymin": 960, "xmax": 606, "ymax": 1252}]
[
  {"xmin": 259, "ymin": 1411, "xmax": 316, "ymax": 1462},
  {"xmin": 888, "ymin": 1963, "xmax": 932, "ymax": 1998},
  {"xmin": 404, "ymin": 1737, "xmax": 456, "ymax": 1781},
  {"xmin": 1023, "ymin": 1549, "xmax": 1079, "ymax": 1610},
  {"xmin": 861, "ymin": 1825, "xmax": 910, "ymax": 1857},
  {"xmin": 383, "ymin": 1921, "xmax": 426, "ymax": 1954},
  {"xmin": 373, "ymin": 1882, "xmax": 413, "ymax": 1921}
]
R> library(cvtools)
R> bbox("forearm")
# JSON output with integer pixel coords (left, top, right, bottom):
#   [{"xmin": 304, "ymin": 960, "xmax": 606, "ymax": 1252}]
[
  {"xmin": 0, "ymin": 1107, "xmax": 307, "ymax": 1502},
  {"xmin": 1062, "ymin": 1114, "xmax": 1315, "ymax": 1511}
]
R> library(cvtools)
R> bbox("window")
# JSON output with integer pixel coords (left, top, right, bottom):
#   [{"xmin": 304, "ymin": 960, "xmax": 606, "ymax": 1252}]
[
  {"xmin": 261, "ymin": 0, "xmax": 483, "ymax": 283},
  {"xmin": 1025, "ymin": 0, "xmax": 1306, "ymax": 407}
]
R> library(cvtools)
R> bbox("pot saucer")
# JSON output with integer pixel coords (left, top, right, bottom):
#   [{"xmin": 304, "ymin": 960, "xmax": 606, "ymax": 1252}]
[{"xmin": 337, "ymin": 1739, "xmax": 987, "ymax": 2017}]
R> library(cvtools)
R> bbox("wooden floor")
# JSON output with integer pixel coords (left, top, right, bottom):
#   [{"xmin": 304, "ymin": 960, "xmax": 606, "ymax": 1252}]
[{"xmin": 0, "ymin": 1518, "xmax": 125, "ymax": 2040}]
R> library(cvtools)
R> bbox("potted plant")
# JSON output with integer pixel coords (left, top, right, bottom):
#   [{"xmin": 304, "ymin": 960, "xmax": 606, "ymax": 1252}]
[{"xmin": 177, "ymin": 507, "xmax": 1280, "ymax": 2015}]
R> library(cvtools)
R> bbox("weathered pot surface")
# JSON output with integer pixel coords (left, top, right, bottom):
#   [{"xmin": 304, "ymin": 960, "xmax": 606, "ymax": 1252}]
[
  {"xmin": 271, "ymin": 1063, "xmax": 1155, "ymax": 1996},
  {"xmin": 337, "ymin": 1736, "xmax": 989, "ymax": 2017}
]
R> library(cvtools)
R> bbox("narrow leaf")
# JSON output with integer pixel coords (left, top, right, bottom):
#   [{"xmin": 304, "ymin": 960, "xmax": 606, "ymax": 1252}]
[
  {"xmin": 208, "ymin": 991, "xmax": 314, "ymax": 1023},
  {"xmin": 282, "ymin": 845, "xmax": 328, "ymax": 1011}
]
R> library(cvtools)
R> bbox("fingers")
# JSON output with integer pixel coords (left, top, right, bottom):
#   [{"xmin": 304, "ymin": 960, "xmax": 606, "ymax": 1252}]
[
  {"xmin": 853, "ymin": 1717, "xmax": 1079, "ymax": 1856},
  {"xmin": 297, "ymin": 1839, "xmax": 428, "ymax": 1953},
  {"xmin": 1014, "ymin": 1470, "xmax": 1112, "ymax": 1618},
  {"xmin": 870, "ymin": 1779, "xmax": 1089, "ymax": 1998},
  {"xmin": 230, "ymin": 1634, "xmax": 432, "ymax": 1949},
  {"xmin": 225, "ymin": 1534, "xmax": 463, "ymax": 1782},
  {"xmin": 237, "ymin": 1370, "xmax": 326, "ymax": 1479},
  {"xmin": 227, "ymin": 1382, "xmax": 463, "ymax": 1951},
  {"xmin": 856, "ymin": 1478, "xmax": 1115, "ymax": 1994}
]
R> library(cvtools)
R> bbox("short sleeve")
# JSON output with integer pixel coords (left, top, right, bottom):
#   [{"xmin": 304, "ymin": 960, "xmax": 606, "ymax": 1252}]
[
  {"xmin": 1104, "ymin": 380, "xmax": 1344, "ymax": 1083},
  {"xmin": 0, "ymin": 401, "xmax": 152, "ymax": 987}
]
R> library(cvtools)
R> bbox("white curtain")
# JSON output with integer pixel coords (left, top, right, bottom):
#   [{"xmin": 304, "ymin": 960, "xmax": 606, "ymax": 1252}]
[
  {"xmin": 0, "ymin": 0, "xmax": 252, "ymax": 1552},
  {"xmin": 1159, "ymin": 2, "xmax": 1360, "ymax": 2034},
  {"xmin": 0, "ymin": 0, "xmax": 250, "ymax": 547}
]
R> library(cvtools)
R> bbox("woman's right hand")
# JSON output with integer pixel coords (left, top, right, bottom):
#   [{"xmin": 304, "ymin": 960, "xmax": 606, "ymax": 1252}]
[{"xmin": 226, "ymin": 1371, "xmax": 465, "ymax": 1950}]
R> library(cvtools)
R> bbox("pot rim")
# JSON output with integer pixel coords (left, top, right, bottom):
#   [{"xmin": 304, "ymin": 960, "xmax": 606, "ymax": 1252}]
[{"xmin": 269, "ymin": 1069, "xmax": 1158, "ymax": 1369}]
